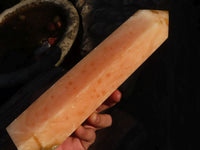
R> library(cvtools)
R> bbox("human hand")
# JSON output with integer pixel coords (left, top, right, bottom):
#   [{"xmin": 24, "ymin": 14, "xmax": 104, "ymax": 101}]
[{"xmin": 56, "ymin": 89, "xmax": 122, "ymax": 150}]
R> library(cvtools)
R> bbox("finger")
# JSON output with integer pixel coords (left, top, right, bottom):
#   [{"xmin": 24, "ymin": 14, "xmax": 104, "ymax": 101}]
[
  {"xmin": 96, "ymin": 89, "xmax": 122, "ymax": 113},
  {"xmin": 109, "ymin": 89, "xmax": 122, "ymax": 103},
  {"xmin": 74, "ymin": 126, "xmax": 96, "ymax": 143},
  {"xmin": 86, "ymin": 113, "xmax": 112, "ymax": 129},
  {"xmin": 57, "ymin": 137, "xmax": 82, "ymax": 150},
  {"xmin": 74, "ymin": 126, "xmax": 96, "ymax": 150}
]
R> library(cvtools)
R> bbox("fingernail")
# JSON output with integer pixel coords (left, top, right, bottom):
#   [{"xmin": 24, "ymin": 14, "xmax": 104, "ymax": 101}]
[{"xmin": 92, "ymin": 113, "xmax": 99, "ymax": 123}]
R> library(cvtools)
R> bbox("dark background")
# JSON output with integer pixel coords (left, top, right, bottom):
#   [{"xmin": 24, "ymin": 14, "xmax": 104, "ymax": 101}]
[{"xmin": 0, "ymin": 0, "xmax": 199, "ymax": 150}]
